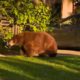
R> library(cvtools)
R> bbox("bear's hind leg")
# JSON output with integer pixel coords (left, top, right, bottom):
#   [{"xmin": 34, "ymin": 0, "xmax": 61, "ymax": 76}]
[
  {"xmin": 39, "ymin": 53, "xmax": 49, "ymax": 57},
  {"xmin": 48, "ymin": 51, "xmax": 57, "ymax": 57},
  {"xmin": 44, "ymin": 50, "xmax": 57, "ymax": 57},
  {"xmin": 46, "ymin": 44, "xmax": 57, "ymax": 57}
]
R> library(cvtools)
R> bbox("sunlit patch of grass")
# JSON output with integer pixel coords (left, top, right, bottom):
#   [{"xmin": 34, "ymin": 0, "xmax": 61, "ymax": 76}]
[{"xmin": 0, "ymin": 56, "xmax": 80, "ymax": 80}]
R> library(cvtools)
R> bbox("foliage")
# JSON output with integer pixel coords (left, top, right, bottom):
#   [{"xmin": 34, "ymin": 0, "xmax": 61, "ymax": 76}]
[
  {"xmin": 0, "ymin": 26, "xmax": 13, "ymax": 40},
  {"xmin": 49, "ymin": 2, "xmax": 61, "ymax": 27},
  {"xmin": 0, "ymin": 0, "xmax": 51, "ymax": 32}
]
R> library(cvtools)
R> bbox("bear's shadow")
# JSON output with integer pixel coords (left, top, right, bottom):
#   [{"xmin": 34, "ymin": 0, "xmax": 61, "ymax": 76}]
[{"xmin": 0, "ymin": 46, "xmax": 20, "ymax": 56}]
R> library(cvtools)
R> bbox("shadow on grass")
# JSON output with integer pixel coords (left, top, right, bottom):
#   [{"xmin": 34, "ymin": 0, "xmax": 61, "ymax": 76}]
[
  {"xmin": 38, "ymin": 56, "xmax": 80, "ymax": 73},
  {"xmin": 0, "ymin": 69, "xmax": 32, "ymax": 80},
  {"xmin": 0, "ymin": 57, "xmax": 80, "ymax": 80}
]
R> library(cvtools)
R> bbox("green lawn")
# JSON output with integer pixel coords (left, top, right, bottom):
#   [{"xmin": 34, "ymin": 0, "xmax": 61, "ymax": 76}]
[{"xmin": 0, "ymin": 56, "xmax": 80, "ymax": 80}]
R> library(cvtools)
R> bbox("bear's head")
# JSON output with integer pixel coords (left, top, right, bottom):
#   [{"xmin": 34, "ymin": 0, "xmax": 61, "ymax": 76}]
[{"xmin": 7, "ymin": 35, "xmax": 23, "ymax": 48}]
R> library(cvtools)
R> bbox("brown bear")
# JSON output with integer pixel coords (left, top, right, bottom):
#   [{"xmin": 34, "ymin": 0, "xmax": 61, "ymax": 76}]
[{"xmin": 7, "ymin": 32, "xmax": 57, "ymax": 57}]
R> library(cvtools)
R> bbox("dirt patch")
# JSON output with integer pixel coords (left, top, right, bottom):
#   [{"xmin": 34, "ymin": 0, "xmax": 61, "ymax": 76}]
[{"xmin": 57, "ymin": 50, "xmax": 80, "ymax": 56}]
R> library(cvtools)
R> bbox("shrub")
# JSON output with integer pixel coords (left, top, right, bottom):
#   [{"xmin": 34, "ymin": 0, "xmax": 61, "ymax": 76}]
[
  {"xmin": 0, "ymin": 26, "xmax": 13, "ymax": 40},
  {"xmin": 0, "ymin": 0, "xmax": 51, "ymax": 41},
  {"xmin": 1, "ymin": 0, "xmax": 51, "ymax": 32}
]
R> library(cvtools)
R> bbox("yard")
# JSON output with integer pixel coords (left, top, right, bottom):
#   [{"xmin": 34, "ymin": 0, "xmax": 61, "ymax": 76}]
[{"xmin": 0, "ymin": 55, "xmax": 80, "ymax": 80}]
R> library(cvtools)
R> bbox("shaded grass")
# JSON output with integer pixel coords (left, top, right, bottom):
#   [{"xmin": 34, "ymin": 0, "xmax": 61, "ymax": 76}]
[{"xmin": 0, "ymin": 56, "xmax": 80, "ymax": 80}]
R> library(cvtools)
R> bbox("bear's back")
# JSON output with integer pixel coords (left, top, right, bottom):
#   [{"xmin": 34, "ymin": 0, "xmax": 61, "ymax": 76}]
[
  {"xmin": 23, "ymin": 32, "xmax": 47, "ymax": 40},
  {"xmin": 23, "ymin": 32, "xmax": 57, "ymax": 48}
]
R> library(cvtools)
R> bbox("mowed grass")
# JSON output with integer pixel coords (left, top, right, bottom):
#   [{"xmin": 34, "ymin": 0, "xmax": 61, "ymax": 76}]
[{"xmin": 0, "ymin": 56, "xmax": 80, "ymax": 80}]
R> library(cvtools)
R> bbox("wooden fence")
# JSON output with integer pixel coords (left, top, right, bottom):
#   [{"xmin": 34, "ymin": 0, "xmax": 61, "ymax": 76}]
[{"xmin": 0, "ymin": 19, "xmax": 22, "ymax": 35}]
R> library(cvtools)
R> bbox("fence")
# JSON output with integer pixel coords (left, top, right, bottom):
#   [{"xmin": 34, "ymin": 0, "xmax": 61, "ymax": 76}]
[{"xmin": 0, "ymin": 19, "xmax": 22, "ymax": 35}]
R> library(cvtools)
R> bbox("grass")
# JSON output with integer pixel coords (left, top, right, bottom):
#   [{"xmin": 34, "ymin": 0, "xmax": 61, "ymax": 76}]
[{"xmin": 0, "ymin": 56, "xmax": 80, "ymax": 80}]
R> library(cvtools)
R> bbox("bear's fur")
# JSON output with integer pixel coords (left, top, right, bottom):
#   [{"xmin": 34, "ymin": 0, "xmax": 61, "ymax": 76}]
[{"xmin": 7, "ymin": 32, "xmax": 57, "ymax": 57}]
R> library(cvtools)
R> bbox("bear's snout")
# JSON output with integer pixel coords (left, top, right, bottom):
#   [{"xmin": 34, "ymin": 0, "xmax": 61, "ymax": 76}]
[{"xmin": 7, "ymin": 40, "xmax": 15, "ymax": 48}]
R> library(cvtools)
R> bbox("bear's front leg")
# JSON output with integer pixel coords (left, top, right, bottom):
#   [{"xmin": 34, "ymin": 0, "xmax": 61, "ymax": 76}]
[
  {"xmin": 20, "ymin": 46, "xmax": 27, "ymax": 56},
  {"xmin": 20, "ymin": 49, "xmax": 24, "ymax": 55},
  {"xmin": 23, "ymin": 44, "xmax": 39, "ymax": 57},
  {"xmin": 26, "ymin": 51, "xmax": 39, "ymax": 57}
]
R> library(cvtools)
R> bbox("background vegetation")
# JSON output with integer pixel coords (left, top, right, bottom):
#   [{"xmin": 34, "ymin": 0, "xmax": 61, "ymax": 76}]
[
  {"xmin": 0, "ymin": 0, "xmax": 51, "ymax": 32},
  {"xmin": 0, "ymin": 0, "xmax": 53, "ymax": 41}
]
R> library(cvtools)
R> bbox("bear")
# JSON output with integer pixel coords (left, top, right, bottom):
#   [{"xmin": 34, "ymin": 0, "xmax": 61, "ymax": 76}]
[{"xmin": 7, "ymin": 32, "xmax": 57, "ymax": 57}]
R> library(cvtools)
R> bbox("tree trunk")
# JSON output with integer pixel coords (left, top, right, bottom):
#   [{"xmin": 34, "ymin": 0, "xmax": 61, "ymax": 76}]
[
  {"xmin": 32, "ymin": 0, "xmax": 41, "ymax": 5},
  {"xmin": 33, "ymin": 0, "xmax": 57, "ymax": 7},
  {"xmin": 61, "ymin": 0, "xmax": 73, "ymax": 18}
]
